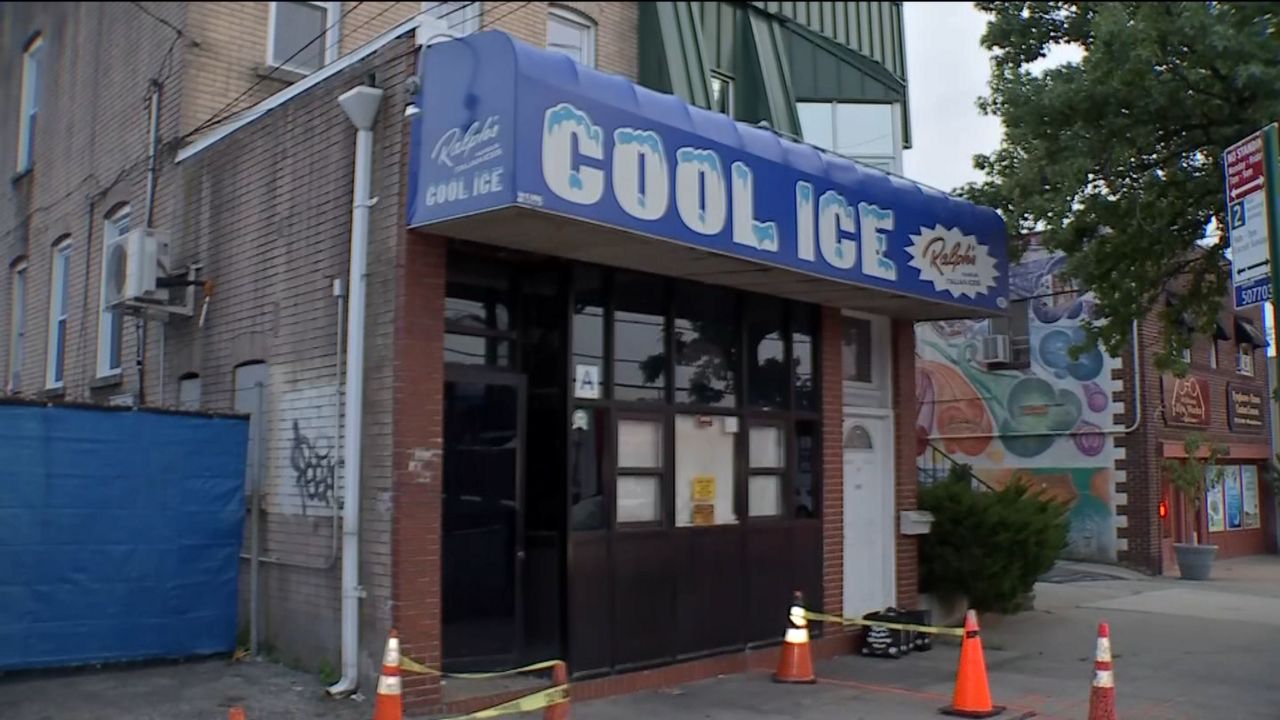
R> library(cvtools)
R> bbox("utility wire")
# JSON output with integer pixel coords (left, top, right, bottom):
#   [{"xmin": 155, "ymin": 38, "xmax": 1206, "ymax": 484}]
[{"xmin": 127, "ymin": 1, "xmax": 188, "ymax": 40}]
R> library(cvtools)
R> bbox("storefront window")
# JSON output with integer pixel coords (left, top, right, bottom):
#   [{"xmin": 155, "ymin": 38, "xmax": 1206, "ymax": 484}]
[
  {"xmin": 446, "ymin": 272, "xmax": 510, "ymax": 331},
  {"xmin": 569, "ymin": 407, "xmax": 607, "ymax": 531},
  {"xmin": 748, "ymin": 424, "xmax": 784, "ymax": 517},
  {"xmin": 613, "ymin": 273, "xmax": 666, "ymax": 402},
  {"xmin": 792, "ymin": 305, "xmax": 816, "ymax": 410},
  {"xmin": 675, "ymin": 414, "xmax": 737, "ymax": 526},
  {"xmin": 673, "ymin": 283, "xmax": 738, "ymax": 407},
  {"xmin": 617, "ymin": 417, "xmax": 663, "ymax": 525},
  {"xmin": 746, "ymin": 295, "xmax": 788, "ymax": 408},
  {"xmin": 794, "ymin": 420, "xmax": 818, "ymax": 518},
  {"xmin": 573, "ymin": 266, "xmax": 607, "ymax": 397},
  {"xmin": 444, "ymin": 333, "xmax": 512, "ymax": 367}
]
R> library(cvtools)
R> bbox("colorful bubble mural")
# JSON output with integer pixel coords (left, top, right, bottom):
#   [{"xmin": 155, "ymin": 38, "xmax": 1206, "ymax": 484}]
[{"xmin": 915, "ymin": 246, "xmax": 1122, "ymax": 562}]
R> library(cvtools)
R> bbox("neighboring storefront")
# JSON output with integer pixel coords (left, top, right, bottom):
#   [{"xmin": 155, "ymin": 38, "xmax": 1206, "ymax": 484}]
[
  {"xmin": 1157, "ymin": 317, "xmax": 1277, "ymax": 568},
  {"xmin": 398, "ymin": 29, "xmax": 1008, "ymax": 688}
]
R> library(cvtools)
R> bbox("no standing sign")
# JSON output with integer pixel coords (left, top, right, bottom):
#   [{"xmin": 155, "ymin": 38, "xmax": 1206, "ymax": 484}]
[{"xmin": 1226, "ymin": 124, "xmax": 1279, "ymax": 308}]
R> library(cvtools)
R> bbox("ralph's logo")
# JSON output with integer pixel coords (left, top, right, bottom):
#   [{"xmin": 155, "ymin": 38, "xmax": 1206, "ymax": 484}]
[
  {"xmin": 431, "ymin": 115, "xmax": 501, "ymax": 169},
  {"xmin": 905, "ymin": 225, "xmax": 998, "ymax": 299}
]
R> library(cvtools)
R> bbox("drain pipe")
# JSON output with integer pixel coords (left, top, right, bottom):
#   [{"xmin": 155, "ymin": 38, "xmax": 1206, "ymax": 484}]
[{"xmin": 328, "ymin": 82, "xmax": 384, "ymax": 698}]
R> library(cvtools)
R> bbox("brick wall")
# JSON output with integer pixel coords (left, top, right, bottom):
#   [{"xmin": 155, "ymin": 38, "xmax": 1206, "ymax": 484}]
[
  {"xmin": 391, "ymin": 231, "xmax": 447, "ymax": 709},
  {"xmin": 483, "ymin": 1, "xmax": 639, "ymax": 79},
  {"xmin": 819, "ymin": 307, "xmax": 845, "ymax": 624},
  {"xmin": 0, "ymin": 2, "xmax": 187, "ymax": 404},
  {"xmin": 170, "ymin": 36, "xmax": 418, "ymax": 680},
  {"xmin": 891, "ymin": 318, "xmax": 919, "ymax": 609}
]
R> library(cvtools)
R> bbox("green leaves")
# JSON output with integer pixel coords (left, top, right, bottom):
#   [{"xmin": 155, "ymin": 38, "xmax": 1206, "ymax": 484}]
[
  {"xmin": 919, "ymin": 466, "xmax": 1070, "ymax": 614},
  {"xmin": 970, "ymin": 2, "xmax": 1280, "ymax": 360}
]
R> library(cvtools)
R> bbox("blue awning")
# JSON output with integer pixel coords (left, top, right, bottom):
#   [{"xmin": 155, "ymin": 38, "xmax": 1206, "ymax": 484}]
[{"xmin": 407, "ymin": 31, "xmax": 1009, "ymax": 318}]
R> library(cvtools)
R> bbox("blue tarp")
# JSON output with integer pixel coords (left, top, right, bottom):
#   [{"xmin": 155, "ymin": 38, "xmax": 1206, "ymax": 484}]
[
  {"xmin": 0, "ymin": 403, "xmax": 248, "ymax": 671},
  {"xmin": 407, "ymin": 31, "xmax": 1009, "ymax": 315}
]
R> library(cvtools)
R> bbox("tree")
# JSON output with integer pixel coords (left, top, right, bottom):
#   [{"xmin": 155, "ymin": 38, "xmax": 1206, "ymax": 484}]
[{"xmin": 968, "ymin": 2, "xmax": 1280, "ymax": 367}]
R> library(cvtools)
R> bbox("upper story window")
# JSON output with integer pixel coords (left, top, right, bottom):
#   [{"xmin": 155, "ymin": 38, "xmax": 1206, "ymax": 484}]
[
  {"xmin": 98, "ymin": 205, "xmax": 130, "ymax": 377},
  {"xmin": 46, "ymin": 238, "xmax": 72, "ymax": 388},
  {"xmin": 7, "ymin": 259, "xmax": 27, "ymax": 392},
  {"xmin": 425, "ymin": 1, "xmax": 481, "ymax": 36},
  {"xmin": 16, "ymin": 33, "xmax": 44, "ymax": 173},
  {"xmin": 796, "ymin": 101, "xmax": 900, "ymax": 173},
  {"xmin": 547, "ymin": 5, "xmax": 596, "ymax": 68},
  {"xmin": 268, "ymin": 2, "xmax": 339, "ymax": 74},
  {"xmin": 709, "ymin": 70, "xmax": 734, "ymax": 117},
  {"xmin": 1233, "ymin": 315, "xmax": 1266, "ymax": 377}
]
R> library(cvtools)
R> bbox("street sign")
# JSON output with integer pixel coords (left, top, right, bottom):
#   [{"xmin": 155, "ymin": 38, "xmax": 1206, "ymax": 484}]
[{"xmin": 1225, "ymin": 127, "xmax": 1274, "ymax": 308}]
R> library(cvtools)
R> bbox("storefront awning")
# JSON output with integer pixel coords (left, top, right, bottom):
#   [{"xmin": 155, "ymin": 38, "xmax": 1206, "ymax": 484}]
[{"xmin": 406, "ymin": 31, "xmax": 1009, "ymax": 319}]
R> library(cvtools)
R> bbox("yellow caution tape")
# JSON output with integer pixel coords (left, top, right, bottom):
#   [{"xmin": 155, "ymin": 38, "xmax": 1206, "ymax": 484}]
[
  {"xmin": 399, "ymin": 656, "xmax": 563, "ymax": 679},
  {"xmin": 805, "ymin": 610, "xmax": 966, "ymax": 637},
  {"xmin": 443, "ymin": 684, "xmax": 569, "ymax": 719}
]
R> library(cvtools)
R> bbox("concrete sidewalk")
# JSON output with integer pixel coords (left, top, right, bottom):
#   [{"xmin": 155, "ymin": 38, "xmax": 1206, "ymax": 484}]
[{"xmin": 5, "ymin": 557, "xmax": 1280, "ymax": 719}]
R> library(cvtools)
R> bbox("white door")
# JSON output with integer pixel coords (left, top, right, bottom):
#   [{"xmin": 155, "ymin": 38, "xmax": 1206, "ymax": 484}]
[{"xmin": 843, "ymin": 414, "xmax": 895, "ymax": 618}]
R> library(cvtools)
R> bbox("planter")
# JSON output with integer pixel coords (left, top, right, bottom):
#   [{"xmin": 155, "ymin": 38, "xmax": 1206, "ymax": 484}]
[{"xmin": 1173, "ymin": 543, "xmax": 1219, "ymax": 581}]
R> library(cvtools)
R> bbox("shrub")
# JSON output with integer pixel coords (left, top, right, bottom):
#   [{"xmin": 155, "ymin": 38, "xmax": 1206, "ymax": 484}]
[{"xmin": 919, "ymin": 464, "xmax": 1070, "ymax": 614}]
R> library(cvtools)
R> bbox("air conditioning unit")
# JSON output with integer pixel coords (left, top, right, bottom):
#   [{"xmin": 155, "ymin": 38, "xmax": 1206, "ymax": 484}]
[
  {"xmin": 105, "ymin": 228, "xmax": 171, "ymax": 306},
  {"xmin": 981, "ymin": 334, "xmax": 1012, "ymax": 364}
]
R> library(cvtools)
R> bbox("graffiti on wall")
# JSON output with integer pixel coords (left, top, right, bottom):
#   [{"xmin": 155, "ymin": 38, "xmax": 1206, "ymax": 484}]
[
  {"xmin": 290, "ymin": 420, "xmax": 336, "ymax": 512},
  {"xmin": 916, "ymin": 247, "xmax": 1123, "ymax": 562}
]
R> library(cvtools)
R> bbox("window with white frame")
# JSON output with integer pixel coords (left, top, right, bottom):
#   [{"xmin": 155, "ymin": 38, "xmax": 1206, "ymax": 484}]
[
  {"xmin": 709, "ymin": 70, "xmax": 734, "ymax": 117},
  {"xmin": 1209, "ymin": 341, "xmax": 1218, "ymax": 369},
  {"xmin": 547, "ymin": 6, "xmax": 596, "ymax": 68},
  {"xmin": 796, "ymin": 101, "xmax": 901, "ymax": 173},
  {"xmin": 1237, "ymin": 343, "xmax": 1255, "ymax": 376},
  {"xmin": 46, "ymin": 238, "xmax": 71, "ymax": 388},
  {"xmin": 7, "ymin": 259, "xmax": 27, "ymax": 392},
  {"xmin": 178, "ymin": 372, "xmax": 202, "ymax": 410},
  {"xmin": 424, "ymin": 1, "xmax": 481, "ymax": 36},
  {"xmin": 98, "ymin": 205, "xmax": 129, "ymax": 377},
  {"xmin": 16, "ymin": 33, "xmax": 44, "ymax": 173},
  {"xmin": 268, "ymin": 1, "xmax": 339, "ymax": 74}
]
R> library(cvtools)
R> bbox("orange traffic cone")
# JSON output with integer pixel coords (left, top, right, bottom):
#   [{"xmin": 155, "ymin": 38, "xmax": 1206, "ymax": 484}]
[
  {"xmin": 544, "ymin": 659, "xmax": 570, "ymax": 720},
  {"xmin": 1087, "ymin": 622, "xmax": 1116, "ymax": 720},
  {"xmin": 228, "ymin": 707, "xmax": 247, "ymax": 720},
  {"xmin": 773, "ymin": 591, "xmax": 816, "ymax": 684},
  {"xmin": 372, "ymin": 629, "xmax": 403, "ymax": 720},
  {"xmin": 940, "ymin": 610, "xmax": 1004, "ymax": 717}
]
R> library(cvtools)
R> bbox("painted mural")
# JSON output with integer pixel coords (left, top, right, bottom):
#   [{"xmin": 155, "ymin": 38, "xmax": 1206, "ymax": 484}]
[{"xmin": 915, "ymin": 245, "xmax": 1124, "ymax": 562}]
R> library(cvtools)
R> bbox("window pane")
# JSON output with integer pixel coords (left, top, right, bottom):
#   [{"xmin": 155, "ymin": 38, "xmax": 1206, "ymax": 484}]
[
  {"xmin": 108, "ymin": 309, "xmax": 122, "ymax": 371},
  {"xmin": 710, "ymin": 72, "xmax": 733, "ymax": 116},
  {"xmin": 795, "ymin": 420, "xmax": 818, "ymax": 518},
  {"xmin": 842, "ymin": 317, "xmax": 872, "ymax": 383},
  {"xmin": 797, "ymin": 102, "xmax": 834, "ymax": 151},
  {"xmin": 749, "ymin": 475, "xmax": 782, "ymax": 517},
  {"xmin": 834, "ymin": 103, "xmax": 894, "ymax": 157},
  {"xmin": 749, "ymin": 425, "xmax": 784, "ymax": 468},
  {"xmin": 792, "ymin": 305, "xmax": 815, "ymax": 410},
  {"xmin": 617, "ymin": 475, "xmax": 660, "ymax": 524},
  {"xmin": 675, "ymin": 414, "xmax": 737, "ymax": 527},
  {"xmin": 446, "ymin": 267, "xmax": 510, "ymax": 331},
  {"xmin": 548, "ymin": 14, "xmax": 588, "ymax": 65},
  {"xmin": 673, "ymin": 283, "xmax": 737, "ymax": 406},
  {"xmin": 444, "ymin": 333, "xmax": 511, "ymax": 367},
  {"xmin": 425, "ymin": 1, "xmax": 481, "ymax": 34},
  {"xmin": 573, "ymin": 266, "xmax": 605, "ymax": 389},
  {"xmin": 746, "ymin": 295, "xmax": 787, "ymax": 408},
  {"xmin": 570, "ymin": 406, "xmax": 607, "ymax": 531},
  {"xmin": 178, "ymin": 376, "xmax": 202, "ymax": 411},
  {"xmin": 53, "ymin": 320, "xmax": 65, "ymax": 384},
  {"xmin": 613, "ymin": 272, "xmax": 665, "ymax": 401},
  {"xmin": 273, "ymin": 1, "xmax": 327, "ymax": 71},
  {"xmin": 617, "ymin": 418, "xmax": 662, "ymax": 468}
]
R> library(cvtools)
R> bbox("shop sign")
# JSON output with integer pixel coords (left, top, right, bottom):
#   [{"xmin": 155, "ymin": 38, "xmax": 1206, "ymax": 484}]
[
  {"xmin": 407, "ymin": 32, "xmax": 1009, "ymax": 314},
  {"xmin": 1161, "ymin": 374, "xmax": 1210, "ymax": 427},
  {"xmin": 1227, "ymin": 383, "xmax": 1265, "ymax": 432}
]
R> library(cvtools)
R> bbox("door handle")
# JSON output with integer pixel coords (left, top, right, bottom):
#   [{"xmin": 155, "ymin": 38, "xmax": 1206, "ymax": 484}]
[{"xmin": 517, "ymin": 549, "xmax": 526, "ymax": 560}]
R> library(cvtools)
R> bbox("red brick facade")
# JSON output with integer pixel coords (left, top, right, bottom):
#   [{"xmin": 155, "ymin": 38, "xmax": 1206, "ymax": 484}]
[{"xmin": 1116, "ymin": 300, "xmax": 1275, "ymax": 574}]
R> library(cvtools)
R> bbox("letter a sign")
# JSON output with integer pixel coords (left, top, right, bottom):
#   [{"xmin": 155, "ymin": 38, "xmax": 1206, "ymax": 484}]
[{"xmin": 575, "ymin": 364, "xmax": 601, "ymax": 399}]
